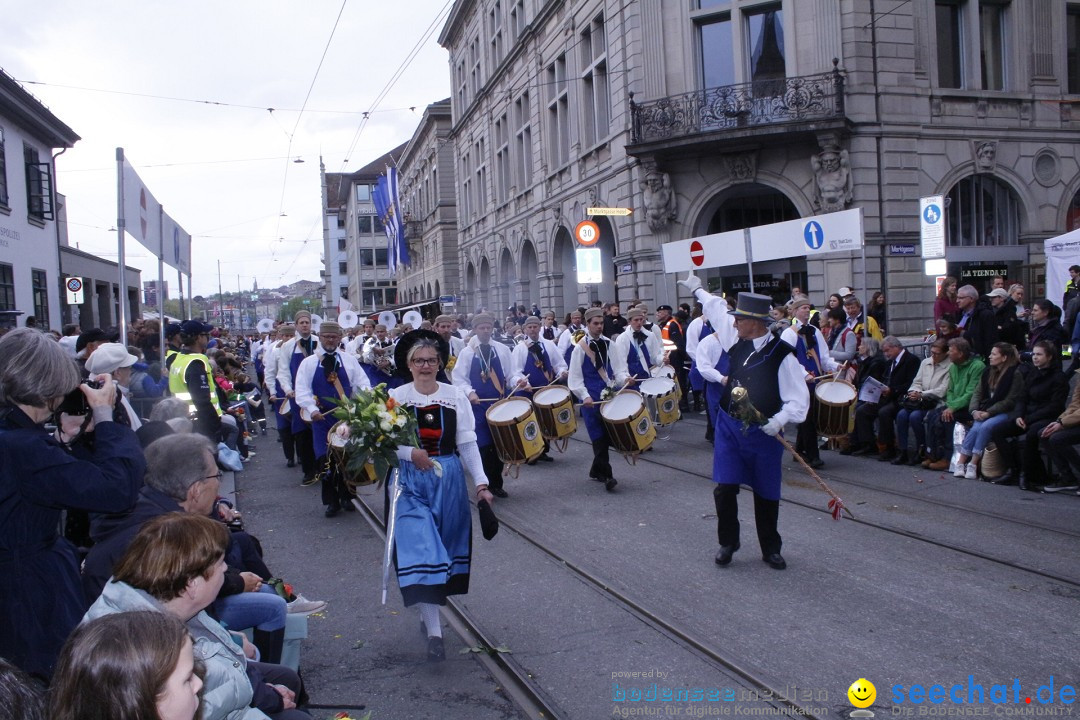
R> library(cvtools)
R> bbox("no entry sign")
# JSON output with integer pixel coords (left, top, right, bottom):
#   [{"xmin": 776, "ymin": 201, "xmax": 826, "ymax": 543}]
[{"xmin": 690, "ymin": 240, "xmax": 704, "ymax": 267}]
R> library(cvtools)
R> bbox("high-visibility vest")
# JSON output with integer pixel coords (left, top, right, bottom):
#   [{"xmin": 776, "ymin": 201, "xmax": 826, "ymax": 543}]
[
  {"xmin": 168, "ymin": 352, "xmax": 222, "ymax": 417},
  {"xmin": 660, "ymin": 318, "xmax": 682, "ymax": 342}
]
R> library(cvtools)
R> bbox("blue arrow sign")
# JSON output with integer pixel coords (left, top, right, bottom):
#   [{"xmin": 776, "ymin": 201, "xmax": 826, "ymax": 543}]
[{"xmin": 803, "ymin": 221, "xmax": 824, "ymax": 250}]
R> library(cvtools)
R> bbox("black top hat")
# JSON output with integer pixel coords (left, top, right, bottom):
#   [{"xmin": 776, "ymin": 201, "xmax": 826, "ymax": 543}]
[
  {"xmin": 394, "ymin": 329, "xmax": 449, "ymax": 380},
  {"xmin": 728, "ymin": 292, "xmax": 774, "ymax": 320}
]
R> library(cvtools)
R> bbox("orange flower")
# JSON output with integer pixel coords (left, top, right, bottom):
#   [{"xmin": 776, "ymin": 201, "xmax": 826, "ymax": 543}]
[{"xmin": 385, "ymin": 397, "xmax": 397, "ymax": 410}]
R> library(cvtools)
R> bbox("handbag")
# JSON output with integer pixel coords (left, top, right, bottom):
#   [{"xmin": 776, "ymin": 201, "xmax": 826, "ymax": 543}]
[{"xmin": 901, "ymin": 393, "xmax": 939, "ymax": 411}]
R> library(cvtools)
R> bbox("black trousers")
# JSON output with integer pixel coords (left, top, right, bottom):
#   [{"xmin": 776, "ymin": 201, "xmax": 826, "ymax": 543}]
[
  {"xmin": 278, "ymin": 425, "xmax": 295, "ymax": 462},
  {"xmin": 479, "ymin": 444, "xmax": 505, "ymax": 491},
  {"xmin": 589, "ymin": 435, "xmax": 613, "ymax": 480},
  {"xmin": 989, "ymin": 418, "xmax": 1052, "ymax": 484},
  {"xmin": 712, "ymin": 484, "xmax": 781, "ymax": 556},
  {"xmin": 854, "ymin": 400, "xmax": 901, "ymax": 448},
  {"xmin": 293, "ymin": 427, "xmax": 315, "ymax": 477},
  {"xmin": 1044, "ymin": 425, "xmax": 1080, "ymax": 482},
  {"xmin": 319, "ymin": 455, "xmax": 354, "ymax": 507},
  {"xmin": 795, "ymin": 393, "xmax": 821, "ymax": 461}
]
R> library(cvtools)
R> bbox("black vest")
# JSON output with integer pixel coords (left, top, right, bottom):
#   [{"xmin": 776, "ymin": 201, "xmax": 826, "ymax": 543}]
[{"xmin": 726, "ymin": 334, "xmax": 793, "ymax": 419}]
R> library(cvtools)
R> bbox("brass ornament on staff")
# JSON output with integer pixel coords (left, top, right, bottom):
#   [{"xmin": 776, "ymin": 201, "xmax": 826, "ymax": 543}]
[{"xmin": 728, "ymin": 386, "xmax": 853, "ymax": 521}]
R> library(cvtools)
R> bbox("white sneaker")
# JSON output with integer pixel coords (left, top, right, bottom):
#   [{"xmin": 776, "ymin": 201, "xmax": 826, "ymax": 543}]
[
  {"xmin": 953, "ymin": 463, "xmax": 967, "ymax": 478},
  {"xmin": 964, "ymin": 464, "xmax": 978, "ymax": 480},
  {"xmin": 287, "ymin": 594, "xmax": 327, "ymax": 615}
]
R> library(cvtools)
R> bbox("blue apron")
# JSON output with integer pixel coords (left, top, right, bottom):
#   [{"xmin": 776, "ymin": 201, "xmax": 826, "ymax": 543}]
[
  {"xmin": 713, "ymin": 408, "xmax": 784, "ymax": 500},
  {"xmin": 580, "ymin": 340, "xmax": 614, "ymax": 442},
  {"xmin": 626, "ymin": 335, "xmax": 653, "ymax": 381},
  {"xmin": 288, "ymin": 340, "xmax": 314, "ymax": 434},
  {"xmin": 310, "ymin": 353, "xmax": 352, "ymax": 458},
  {"xmin": 704, "ymin": 349, "xmax": 730, "ymax": 425},
  {"xmin": 469, "ymin": 345, "xmax": 506, "ymax": 448},
  {"xmin": 521, "ymin": 342, "xmax": 555, "ymax": 397}
]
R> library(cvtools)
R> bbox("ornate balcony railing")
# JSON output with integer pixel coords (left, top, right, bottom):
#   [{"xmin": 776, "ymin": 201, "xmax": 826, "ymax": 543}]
[{"xmin": 630, "ymin": 64, "xmax": 845, "ymax": 145}]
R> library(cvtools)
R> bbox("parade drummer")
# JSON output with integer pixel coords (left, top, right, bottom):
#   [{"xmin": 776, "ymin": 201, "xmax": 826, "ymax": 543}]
[
  {"xmin": 509, "ymin": 315, "xmax": 568, "ymax": 463},
  {"xmin": 388, "ymin": 331, "xmax": 494, "ymax": 662},
  {"xmin": 275, "ymin": 310, "xmax": 319, "ymax": 486},
  {"xmin": 361, "ymin": 324, "xmax": 397, "ymax": 387},
  {"xmin": 686, "ymin": 311, "xmax": 714, "ymax": 416},
  {"xmin": 694, "ymin": 316, "xmax": 734, "ymax": 443},
  {"xmin": 295, "ymin": 321, "xmax": 370, "ymax": 517},
  {"xmin": 452, "ymin": 313, "xmax": 523, "ymax": 498},
  {"xmin": 264, "ymin": 324, "xmax": 298, "ymax": 468},
  {"xmin": 780, "ymin": 295, "xmax": 839, "ymax": 470},
  {"xmin": 433, "ymin": 314, "xmax": 466, "ymax": 383},
  {"xmin": 568, "ymin": 307, "xmax": 618, "ymax": 492},
  {"xmin": 678, "ymin": 275, "xmax": 809, "ymax": 570},
  {"xmin": 612, "ymin": 306, "xmax": 662, "ymax": 386},
  {"xmin": 541, "ymin": 310, "xmax": 559, "ymax": 342},
  {"xmin": 558, "ymin": 309, "xmax": 585, "ymax": 365}
]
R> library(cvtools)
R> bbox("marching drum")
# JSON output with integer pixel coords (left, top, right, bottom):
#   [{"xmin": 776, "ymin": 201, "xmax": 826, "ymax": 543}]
[
  {"xmin": 486, "ymin": 397, "xmax": 545, "ymax": 467},
  {"xmin": 652, "ymin": 364, "xmax": 681, "ymax": 398},
  {"xmin": 639, "ymin": 376, "xmax": 681, "ymax": 427},
  {"xmin": 600, "ymin": 390, "xmax": 656, "ymax": 457},
  {"xmin": 327, "ymin": 422, "xmax": 377, "ymax": 490},
  {"xmin": 532, "ymin": 385, "xmax": 577, "ymax": 450},
  {"xmin": 814, "ymin": 379, "xmax": 857, "ymax": 438}
]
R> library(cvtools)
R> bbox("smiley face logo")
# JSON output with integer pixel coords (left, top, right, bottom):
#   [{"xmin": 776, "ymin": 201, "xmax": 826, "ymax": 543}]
[{"xmin": 848, "ymin": 678, "xmax": 876, "ymax": 708}]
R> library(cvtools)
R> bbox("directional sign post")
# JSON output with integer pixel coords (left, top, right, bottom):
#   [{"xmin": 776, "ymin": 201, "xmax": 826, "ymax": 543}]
[
  {"xmin": 586, "ymin": 207, "xmax": 633, "ymax": 217},
  {"xmin": 576, "ymin": 247, "xmax": 602, "ymax": 284}
]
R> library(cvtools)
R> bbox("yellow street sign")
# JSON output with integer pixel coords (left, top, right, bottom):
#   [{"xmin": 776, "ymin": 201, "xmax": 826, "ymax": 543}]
[{"xmin": 586, "ymin": 207, "xmax": 633, "ymax": 217}]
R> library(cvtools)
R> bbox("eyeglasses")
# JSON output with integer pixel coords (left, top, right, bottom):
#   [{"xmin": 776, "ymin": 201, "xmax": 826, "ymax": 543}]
[
  {"xmin": 410, "ymin": 358, "xmax": 440, "ymax": 367},
  {"xmin": 204, "ymin": 472, "xmax": 223, "ymax": 482}
]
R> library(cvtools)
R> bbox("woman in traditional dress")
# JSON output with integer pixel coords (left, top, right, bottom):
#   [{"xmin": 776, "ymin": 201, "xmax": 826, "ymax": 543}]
[{"xmin": 389, "ymin": 330, "xmax": 494, "ymax": 661}]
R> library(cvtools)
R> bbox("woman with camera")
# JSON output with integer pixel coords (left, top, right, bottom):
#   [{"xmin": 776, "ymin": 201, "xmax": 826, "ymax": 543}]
[{"xmin": 0, "ymin": 328, "xmax": 145, "ymax": 681}]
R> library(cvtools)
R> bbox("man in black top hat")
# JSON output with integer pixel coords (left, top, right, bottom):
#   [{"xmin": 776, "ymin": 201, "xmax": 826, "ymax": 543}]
[{"xmin": 679, "ymin": 274, "xmax": 809, "ymax": 570}]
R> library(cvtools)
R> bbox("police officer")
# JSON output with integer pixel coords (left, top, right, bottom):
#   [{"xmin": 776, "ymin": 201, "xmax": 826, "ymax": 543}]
[{"xmin": 167, "ymin": 319, "xmax": 222, "ymax": 442}]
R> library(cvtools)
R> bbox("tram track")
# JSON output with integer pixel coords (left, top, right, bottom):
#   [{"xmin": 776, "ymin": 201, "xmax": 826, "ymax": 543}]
[
  {"xmin": 348, "ymin": 492, "xmax": 567, "ymax": 720},
  {"xmin": 349, "ymin": 487, "xmax": 823, "ymax": 720},
  {"xmin": 577, "ymin": 427, "xmax": 1080, "ymax": 588},
  {"xmin": 663, "ymin": 421, "xmax": 1080, "ymax": 540}
]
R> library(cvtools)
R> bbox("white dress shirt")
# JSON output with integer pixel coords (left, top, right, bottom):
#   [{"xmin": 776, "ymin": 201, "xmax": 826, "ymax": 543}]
[
  {"xmin": 611, "ymin": 327, "xmax": 662, "ymax": 385},
  {"xmin": 509, "ymin": 337, "xmax": 567, "ymax": 388}
]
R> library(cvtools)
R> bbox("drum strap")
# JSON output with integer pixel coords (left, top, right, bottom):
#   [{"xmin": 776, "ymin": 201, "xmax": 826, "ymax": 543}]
[
  {"xmin": 580, "ymin": 337, "xmax": 611, "ymax": 385},
  {"xmin": 477, "ymin": 345, "xmax": 505, "ymax": 396}
]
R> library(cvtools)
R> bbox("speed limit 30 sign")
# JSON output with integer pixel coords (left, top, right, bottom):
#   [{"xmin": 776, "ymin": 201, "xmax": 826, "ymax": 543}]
[{"xmin": 575, "ymin": 220, "xmax": 600, "ymax": 246}]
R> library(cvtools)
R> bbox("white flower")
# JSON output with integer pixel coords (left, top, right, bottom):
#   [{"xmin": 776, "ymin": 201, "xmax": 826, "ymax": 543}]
[
  {"xmin": 380, "ymin": 420, "xmax": 393, "ymax": 432},
  {"xmin": 334, "ymin": 424, "xmax": 351, "ymax": 439},
  {"xmin": 394, "ymin": 416, "xmax": 406, "ymax": 428}
]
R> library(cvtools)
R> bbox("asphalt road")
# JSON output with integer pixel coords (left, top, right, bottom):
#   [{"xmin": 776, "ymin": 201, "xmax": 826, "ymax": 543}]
[{"xmin": 235, "ymin": 410, "xmax": 1080, "ymax": 720}]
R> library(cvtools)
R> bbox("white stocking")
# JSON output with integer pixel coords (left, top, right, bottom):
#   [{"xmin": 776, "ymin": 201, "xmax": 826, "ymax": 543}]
[{"xmin": 419, "ymin": 603, "xmax": 442, "ymax": 638}]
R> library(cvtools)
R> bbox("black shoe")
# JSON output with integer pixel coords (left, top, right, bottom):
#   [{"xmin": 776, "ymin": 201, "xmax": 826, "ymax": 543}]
[
  {"xmin": 839, "ymin": 445, "xmax": 860, "ymax": 456},
  {"xmin": 539, "ymin": 453, "xmax": 554, "ymax": 462},
  {"xmin": 715, "ymin": 543, "xmax": 740, "ymax": 566},
  {"xmin": 891, "ymin": 451, "xmax": 910, "ymax": 466},
  {"xmin": 604, "ymin": 477, "xmax": 618, "ymax": 492},
  {"xmin": 809, "ymin": 458, "xmax": 825, "ymax": 469},
  {"xmin": 343, "ymin": 500, "xmax": 356, "ymax": 511},
  {"xmin": 989, "ymin": 471, "xmax": 1018, "ymax": 486},
  {"xmin": 324, "ymin": 503, "xmax": 340, "ymax": 518},
  {"xmin": 851, "ymin": 446, "xmax": 875, "ymax": 457},
  {"xmin": 1042, "ymin": 480, "xmax": 1080, "ymax": 493},
  {"xmin": 762, "ymin": 553, "xmax": 787, "ymax": 570},
  {"xmin": 878, "ymin": 449, "xmax": 898, "ymax": 462},
  {"xmin": 705, "ymin": 428, "xmax": 714, "ymax": 442},
  {"xmin": 490, "ymin": 487, "xmax": 509, "ymax": 498},
  {"xmin": 427, "ymin": 636, "xmax": 445, "ymax": 662},
  {"xmin": 286, "ymin": 459, "xmax": 296, "ymax": 468},
  {"xmin": 526, "ymin": 458, "xmax": 538, "ymax": 466}
]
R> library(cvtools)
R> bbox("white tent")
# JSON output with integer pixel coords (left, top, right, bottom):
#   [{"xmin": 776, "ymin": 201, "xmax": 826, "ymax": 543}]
[{"xmin": 1044, "ymin": 230, "xmax": 1080, "ymax": 309}]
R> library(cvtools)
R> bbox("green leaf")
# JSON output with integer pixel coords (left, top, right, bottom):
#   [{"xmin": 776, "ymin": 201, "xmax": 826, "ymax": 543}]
[{"xmin": 494, "ymin": 645, "xmax": 512, "ymax": 654}]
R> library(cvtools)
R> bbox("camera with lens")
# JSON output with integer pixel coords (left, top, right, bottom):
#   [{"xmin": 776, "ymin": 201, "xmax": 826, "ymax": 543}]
[{"xmin": 57, "ymin": 379, "xmax": 103, "ymax": 416}]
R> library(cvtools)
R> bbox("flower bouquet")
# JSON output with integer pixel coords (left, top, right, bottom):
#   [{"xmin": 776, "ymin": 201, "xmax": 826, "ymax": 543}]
[{"xmin": 329, "ymin": 383, "xmax": 419, "ymax": 487}]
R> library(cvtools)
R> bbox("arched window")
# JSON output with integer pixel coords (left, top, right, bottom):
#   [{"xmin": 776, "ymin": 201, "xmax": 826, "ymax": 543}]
[{"xmin": 945, "ymin": 175, "xmax": 1020, "ymax": 247}]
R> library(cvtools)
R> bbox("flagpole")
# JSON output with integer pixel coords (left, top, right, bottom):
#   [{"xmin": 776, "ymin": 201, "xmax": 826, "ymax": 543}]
[
  {"xmin": 177, "ymin": 267, "xmax": 184, "ymax": 319},
  {"xmin": 158, "ymin": 205, "xmax": 166, "ymax": 363},
  {"xmin": 116, "ymin": 148, "xmax": 129, "ymax": 346}
]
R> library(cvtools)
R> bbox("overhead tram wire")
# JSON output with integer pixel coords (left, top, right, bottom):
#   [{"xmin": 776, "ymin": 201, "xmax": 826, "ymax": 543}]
[
  {"xmin": 337, "ymin": 0, "xmax": 455, "ymax": 172},
  {"xmin": 265, "ymin": 0, "xmax": 349, "ymax": 281}
]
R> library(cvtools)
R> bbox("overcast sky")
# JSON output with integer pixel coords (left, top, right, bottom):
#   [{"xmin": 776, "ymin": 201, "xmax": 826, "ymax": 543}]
[{"xmin": 3, "ymin": 0, "xmax": 454, "ymax": 297}]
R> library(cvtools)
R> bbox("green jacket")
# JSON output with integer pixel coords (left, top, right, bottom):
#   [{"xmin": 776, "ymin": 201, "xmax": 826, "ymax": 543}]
[{"xmin": 946, "ymin": 356, "xmax": 986, "ymax": 412}]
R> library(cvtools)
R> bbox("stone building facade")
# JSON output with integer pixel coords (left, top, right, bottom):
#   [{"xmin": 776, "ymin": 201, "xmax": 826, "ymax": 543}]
[
  {"xmin": 436, "ymin": 0, "xmax": 1080, "ymax": 335},
  {"xmin": 397, "ymin": 99, "xmax": 462, "ymax": 307}
]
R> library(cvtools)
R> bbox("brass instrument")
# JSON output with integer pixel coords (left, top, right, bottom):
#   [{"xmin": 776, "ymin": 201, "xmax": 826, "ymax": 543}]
[{"xmin": 571, "ymin": 329, "xmax": 586, "ymax": 345}]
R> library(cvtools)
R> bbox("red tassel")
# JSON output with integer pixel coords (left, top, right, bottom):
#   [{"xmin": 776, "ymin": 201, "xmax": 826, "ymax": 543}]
[{"xmin": 828, "ymin": 496, "xmax": 844, "ymax": 521}]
